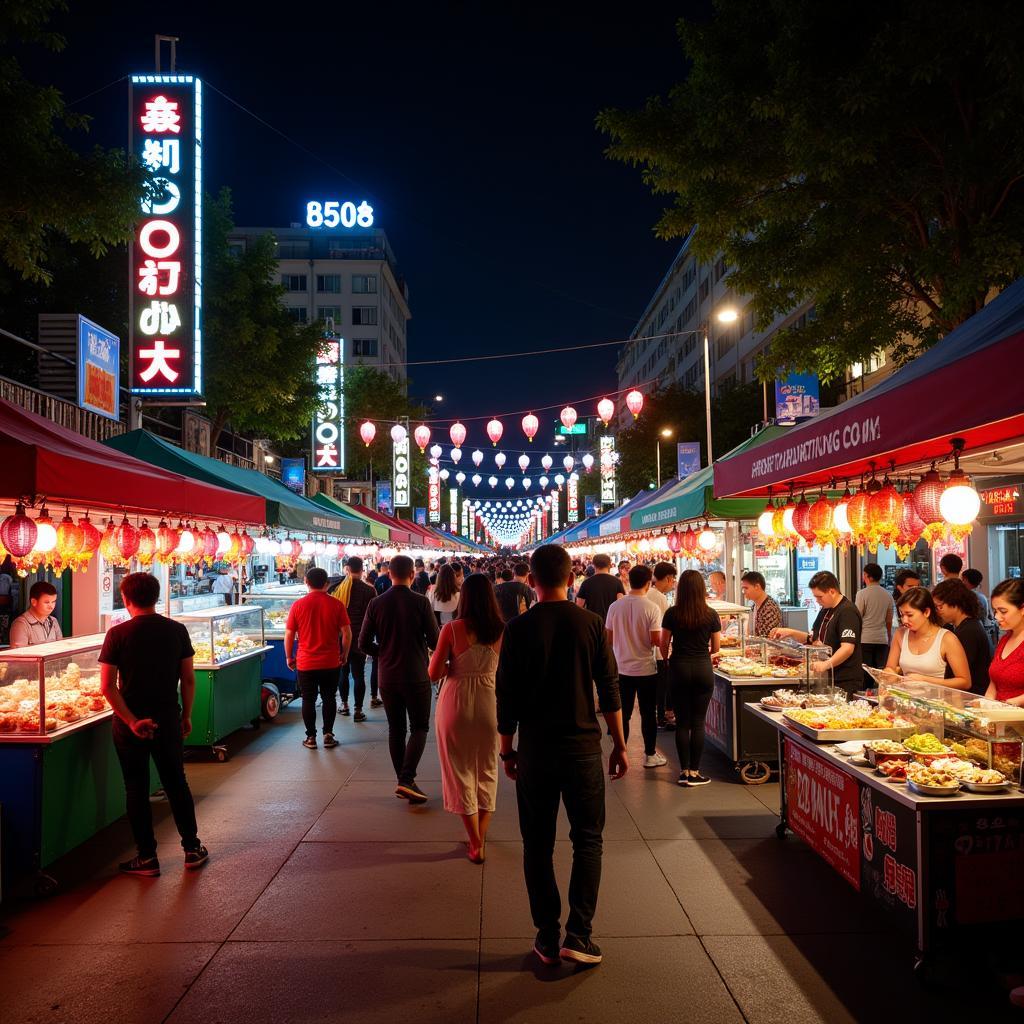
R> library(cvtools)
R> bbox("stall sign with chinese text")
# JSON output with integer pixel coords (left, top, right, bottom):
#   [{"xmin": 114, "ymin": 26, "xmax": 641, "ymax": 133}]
[
  {"xmin": 567, "ymin": 475, "xmax": 579, "ymax": 523},
  {"xmin": 130, "ymin": 76, "xmax": 201, "ymax": 396},
  {"xmin": 450, "ymin": 488, "xmax": 458, "ymax": 534},
  {"xmin": 600, "ymin": 436, "xmax": 616, "ymax": 505},
  {"xmin": 312, "ymin": 339, "xmax": 344, "ymax": 472},
  {"xmin": 77, "ymin": 316, "xmax": 120, "ymax": 420},
  {"xmin": 428, "ymin": 467, "xmax": 441, "ymax": 523},
  {"xmin": 980, "ymin": 487, "xmax": 1021, "ymax": 516},
  {"xmin": 550, "ymin": 489, "xmax": 560, "ymax": 533},
  {"xmin": 393, "ymin": 435, "xmax": 410, "ymax": 507}
]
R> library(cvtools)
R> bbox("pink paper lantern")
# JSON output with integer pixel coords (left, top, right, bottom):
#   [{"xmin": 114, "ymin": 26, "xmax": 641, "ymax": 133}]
[
  {"xmin": 450, "ymin": 422, "xmax": 467, "ymax": 447},
  {"xmin": 560, "ymin": 406, "xmax": 578, "ymax": 430},
  {"xmin": 522, "ymin": 413, "xmax": 539, "ymax": 442},
  {"xmin": 413, "ymin": 425, "xmax": 431, "ymax": 452},
  {"xmin": 359, "ymin": 421, "xmax": 376, "ymax": 447},
  {"xmin": 597, "ymin": 398, "xmax": 615, "ymax": 425},
  {"xmin": 486, "ymin": 418, "xmax": 503, "ymax": 446},
  {"xmin": 625, "ymin": 389, "xmax": 644, "ymax": 420}
]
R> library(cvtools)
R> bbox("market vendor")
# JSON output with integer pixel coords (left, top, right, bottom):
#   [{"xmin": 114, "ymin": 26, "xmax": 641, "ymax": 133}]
[
  {"xmin": 987, "ymin": 578, "xmax": 1024, "ymax": 706},
  {"xmin": 8, "ymin": 581, "xmax": 62, "ymax": 647},
  {"xmin": 770, "ymin": 570, "xmax": 862, "ymax": 694},
  {"xmin": 740, "ymin": 571, "xmax": 782, "ymax": 637}
]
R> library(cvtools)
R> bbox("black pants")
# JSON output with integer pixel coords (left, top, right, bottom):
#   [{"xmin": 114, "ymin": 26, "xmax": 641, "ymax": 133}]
[
  {"xmin": 381, "ymin": 679, "xmax": 431, "ymax": 785},
  {"xmin": 339, "ymin": 651, "xmax": 367, "ymax": 709},
  {"xmin": 369, "ymin": 657, "xmax": 380, "ymax": 700},
  {"xmin": 516, "ymin": 750, "xmax": 605, "ymax": 943},
  {"xmin": 298, "ymin": 667, "xmax": 339, "ymax": 738},
  {"xmin": 655, "ymin": 661, "xmax": 672, "ymax": 720},
  {"xmin": 618, "ymin": 673, "xmax": 659, "ymax": 755},
  {"xmin": 112, "ymin": 713, "xmax": 199, "ymax": 858},
  {"xmin": 861, "ymin": 643, "xmax": 889, "ymax": 670},
  {"xmin": 669, "ymin": 658, "xmax": 715, "ymax": 772}
]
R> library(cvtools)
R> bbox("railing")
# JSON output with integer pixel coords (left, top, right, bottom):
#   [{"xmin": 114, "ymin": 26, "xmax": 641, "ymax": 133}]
[
  {"xmin": 0, "ymin": 375, "xmax": 125, "ymax": 442},
  {"xmin": 215, "ymin": 447, "xmax": 255, "ymax": 471}
]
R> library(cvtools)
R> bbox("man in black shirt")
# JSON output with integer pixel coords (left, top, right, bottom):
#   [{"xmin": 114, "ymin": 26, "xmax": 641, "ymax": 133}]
[
  {"xmin": 359, "ymin": 555, "xmax": 440, "ymax": 802},
  {"xmin": 333, "ymin": 556, "xmax": 378, "ymax": 720},
  {"xmin": 497, "ymin": 544, "xmax": 627, "ymax": 968},
  {"xmin": 772, "ymin": 570, "xmax": 863, "ymax": 696},
  {"xmin": 411, "ymin": 558, "xmax": 431, "ymax": 595},
  {"xmin": 495, "ymin": 563, "xmax": 535, "ymax": 622},
  {"xmin": 575, "ymin": 553, "xmax": 624, "ymax": 621},
  {"xmin": 99, "ymin": 572, "xmax": 207, "ymax": 876}
]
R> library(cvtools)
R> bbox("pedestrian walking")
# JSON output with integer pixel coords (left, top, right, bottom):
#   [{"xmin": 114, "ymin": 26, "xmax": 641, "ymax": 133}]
[
  {"xmin": 575, "ymin": 553, "xmax": 624, "ymax": 620},
  {"xmin": 496, "ymin": 544, "xmax": 627, "ymax": 967},
  {"xmin": 412, "ymin": 558, "xmax": 431, "ymax": 595},
  {"xmin": 285, "ymin": 567, "xmax": 352, "ymax": 749},
  {"xmin": 648, "ymin": 561, "xmax": 677, "ymax": 730},
  {"xmin": 429, "ymin": 573, "xmax": 504, "ymax": 862},
  {"xmin": 495, "ymin": 562, "xmax": 534, "ymax": 622},
  {"xmin": 359, "ymin": 555, "xmax": 440, "ymax": 803},
  {"xmin": 660, "ymin": 569, "xmax": 722, "ymax": 786},
  {"xmin": 605, "ymin": 564, "xmax": 666, "ymax": 768},
  {"xmin": 429, "ymin": 563, "xmax": 460, "ymax": 626},
  {"xmin": 332, "ymin": 556, "xmax": 377, "ymax": 721},
  {"xmin": 99, "ymin": 572, "xmax": 208, "ymax": 877}
]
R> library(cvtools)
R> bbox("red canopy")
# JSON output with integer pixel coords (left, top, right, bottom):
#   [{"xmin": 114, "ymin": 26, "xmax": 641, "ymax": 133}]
[
  {"xmin": 348, "ymin": 503, "xmax": 413, "ymax": 545},
  {"xmin": 0, "ymin": 398, "xmax": 266, "ymax": 524}
]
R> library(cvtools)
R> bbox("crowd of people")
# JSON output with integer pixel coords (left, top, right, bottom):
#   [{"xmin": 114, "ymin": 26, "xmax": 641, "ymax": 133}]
[{"xmin": 90, "ymin": 544, "xmax": 1024, "ymax": 970}]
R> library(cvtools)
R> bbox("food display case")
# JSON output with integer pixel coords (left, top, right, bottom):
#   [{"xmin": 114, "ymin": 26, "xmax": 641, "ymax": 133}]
[
  {"xmin": 173, "ymin": 606, "xmax": 271, "ymax": 759},
  {"xmin": 168, "ymin": 592, "xmax": 226, "ymax": 616},
  {"xmin": 708, "ymin": 637, "xmax": 834, "ymax": 783},
  {"xmin": 240, "ymin": 590, "xmax": 305, "ymax": 703},
  {"xmin": 709, "ymin": 600, "xmax": 749, "ymax": 653}
]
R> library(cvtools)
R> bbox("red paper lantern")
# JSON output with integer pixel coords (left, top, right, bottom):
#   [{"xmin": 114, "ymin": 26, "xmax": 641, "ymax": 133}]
[
  {"xmin": 913, "ymin": 469, "xmax": 945, "ymax": 525},
  {"xmin": 54, "ymin": 513, "xmax": 84, "ymax": 562},
  {"xmin": 666, "ymin": 529, "xmax": 682, "ymax": 553},
  {"xmin": 240, "ymin": 531, "xmax": 255, "ymax": 557},
  {"xmin": 155, "ymin": 519, "xmax": 179, "ymax": 561},
  {"xmin": 450, "ymin": 422, "xmax": 468, "ymax": 447},
  {"xmin": 136, "ymin": 521, "xmax": 157, "ymax": 566},
  {"xmin": 808, "ymin": 495, "xmax": 834, "ymax": 546},
  {"xmin": 115, "ymin": 516, "xmax": 140, "ymax": 560},
  {"xmin": 0, "ymin": 502, "xmax": 37, "ymax": 557},
  {"xmin": 200, "ymin": 527, "xmax": 218, "ymax": 562},
  {"xmin": 869, "ymin": 483, "xmax": 900, "ymax": 548},
  {"xmin": 793, "ymin": 496, "xmax": 815, "ymax": 546},
  {"xmin": 228, "ymin": 531, "xmax": 243, "ymax": 561},
  {"xmin": 99, "ymin": 518, "xmax": 120, "ymax": 562},
  {"xmin": 486, "ymin": 418, "xmax": 503, "ymax": 446},
  {"xmin": 78, "ymin": 514, "xmax": 101, "ymax": 559},
  {"xmin": 521, "ymin": 414, "xmax": 539, "ymax": 442},
  {"xmin": 682, "ymin": 526, "xmax": 699, "ymax": 554},
  {"xmin": 625, "ymin": 389, "xmax": 644, "ymax": 420},
  {"xmin": 413, "ymin": 425, "xmax": 431, "ymax": 453},
  {"xmin": 846, "ymin": 490, "xmax": 872, "ymax": 546}
]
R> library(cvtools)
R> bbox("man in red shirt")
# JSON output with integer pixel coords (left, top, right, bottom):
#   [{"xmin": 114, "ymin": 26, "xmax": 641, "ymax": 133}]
[{"xmin": 285, "ymin": 567, "xmax": 352, "ymax": 749}]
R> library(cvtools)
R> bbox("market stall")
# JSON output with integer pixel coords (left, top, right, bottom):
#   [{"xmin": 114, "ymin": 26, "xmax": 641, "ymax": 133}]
[{"xmin": 744, "ymin": 673, "xmax": 1024, "ymax": 974}]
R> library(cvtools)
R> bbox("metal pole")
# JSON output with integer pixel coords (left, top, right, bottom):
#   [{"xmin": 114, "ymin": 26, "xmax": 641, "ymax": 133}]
[
  {"xmin": 703, "ymin": 327, "xmax": 714, "ymax": 466},
  {"xmin": 656, "ymin": 441, "xmax": 661, "ymax": 489},
  {"xmin": 762, "ymin": 380, "xmax": 769, "ymax": 423}
]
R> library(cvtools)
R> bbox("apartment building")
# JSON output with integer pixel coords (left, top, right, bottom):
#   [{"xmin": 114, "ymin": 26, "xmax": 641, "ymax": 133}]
[{"xmin": 227, "ymin": 225, "xmax": 411, "ymax": 385}]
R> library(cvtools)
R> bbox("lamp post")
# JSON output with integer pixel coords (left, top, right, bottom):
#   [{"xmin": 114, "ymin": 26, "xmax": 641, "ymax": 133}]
[
  {"xmin": 656, "ymin": 427, "xmax": 674, "ymax": 489},
  {"xmin": 703, "ymin": 306, "xmax": 739, "ymax": 467}
]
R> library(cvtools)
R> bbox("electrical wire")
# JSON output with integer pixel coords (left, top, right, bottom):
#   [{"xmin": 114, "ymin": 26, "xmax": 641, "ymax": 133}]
[{"xmin": 66, "ymin": 74, "xmax": 130, "ymax": 107}]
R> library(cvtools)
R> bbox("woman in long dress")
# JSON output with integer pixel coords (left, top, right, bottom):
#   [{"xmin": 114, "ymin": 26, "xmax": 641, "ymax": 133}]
[{"xmin": 429, "ymin": 573, "xmax": 504, "ymax": 863}]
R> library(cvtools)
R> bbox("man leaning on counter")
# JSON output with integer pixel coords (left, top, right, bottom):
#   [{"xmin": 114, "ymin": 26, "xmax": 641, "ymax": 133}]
[{"xmin": 8, "ymin": 581, "xmax": 62, "ymax": 647}]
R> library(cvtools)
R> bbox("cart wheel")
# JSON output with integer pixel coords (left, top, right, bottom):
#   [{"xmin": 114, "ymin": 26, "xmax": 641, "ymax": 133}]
[
  {"xmin": 261, "ymin": 684, "xmax": 281, "ymax": 721},
  {"xmin": 213, "ymin": 746, "xmax": 228, "ymax": 763},
  {"xmin": 739, "ymin": 761, "xmax": 772, "ymax": 785},
  {"xmin": 775, "ymin": 822, "xmax": 788, "ymax": 840},
  {"xmin": 34, "ymin": 873, "xmax": 58, "ymax": 898}
]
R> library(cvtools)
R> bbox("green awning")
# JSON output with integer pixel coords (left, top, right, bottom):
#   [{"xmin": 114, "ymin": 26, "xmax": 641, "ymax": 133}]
[
  {"xmin": 104, "ymin": 430, "xmax": 369, "ymax": 538},
  {"xmin": 311, "ymin": 493, "xmax": 390, "ymax": 541},
  {"xmin": 629, "ymin": 427, "xmax": 788, "ymax": 531}
]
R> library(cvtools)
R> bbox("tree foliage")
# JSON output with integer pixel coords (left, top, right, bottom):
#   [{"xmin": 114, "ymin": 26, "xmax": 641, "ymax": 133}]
[
  {"xmin": 0, "ymin": 1, "xmax": 147, "ymax": 284},
  {"xmin": 203, "ymin": 189, "xmax": 325, "ymax": 449},
  {"xmin": 598, "ymin": 0, "xmax": 1024, "ymax": 381}
]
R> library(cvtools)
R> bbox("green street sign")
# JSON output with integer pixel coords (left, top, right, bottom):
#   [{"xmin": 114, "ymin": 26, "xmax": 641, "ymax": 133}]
[{"xmin": 558, "ymin": 424, "xmax": 587, "ymax": 435}]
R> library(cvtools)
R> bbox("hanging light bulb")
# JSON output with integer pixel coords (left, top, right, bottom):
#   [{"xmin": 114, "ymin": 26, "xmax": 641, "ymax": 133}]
[
  {"xmin": 597, "ymin": 398, "xmax": 615, "ymax": 425},
  {"xmin": 486, "ymin": 418, "xmax": 503, "ymax": 446},
  {"xmin": 940, "ymin": 468, "xmax": 981, "ymax": 526},
  {"xmin": 359, "ymin": 421, "xmax": 376, "ymax": 446},
  {"xmin": 757, "ymin": 499, "xmax": 776, "ymax": 539},
  {"xmin": 560, "ymin": 406, "xmax": 578, "ymax": 430},
  {"xmin": 413, "ymin": 425, "xmax": 431, "ymax": 452},
  {"xmin": 450, "ymin": 422, "xmax": 467, "ymax": 447},
  {"xmin": 216, "ymin": 529, "xmax": 232, "ymax": 554}
]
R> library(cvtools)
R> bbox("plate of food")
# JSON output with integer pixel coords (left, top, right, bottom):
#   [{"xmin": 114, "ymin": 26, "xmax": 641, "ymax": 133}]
[
  {"xmin": 836, "ymin": 741, "xmax": 864, "ymax": 757},
  {"xmin": 902, "ymin": 733, "xmax": 951, "ymax": 757},
  {"xmin": 950, "ymin": 764, "xmax": 1010, "ymax": 792},
  {"xmin": 877, "ymin": 760, "xmax": 907, "ymax": 782},
  {"xmin": 905, "ymin": 764, "xmax": 960, "ymax": 796}
]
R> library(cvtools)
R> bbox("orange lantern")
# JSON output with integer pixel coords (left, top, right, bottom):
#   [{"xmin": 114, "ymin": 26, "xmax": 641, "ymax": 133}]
[
  {"xmin": 868, "ymin": 481, "xmax": 901, "ymax": 550},
  {"xmin": 55, "ymin": 512, "xmax": 84, "ymax": 567},
  {"xmin": 808, "ymin": 494, "xmax": 835, "ymax": 548},
  {"xmin": 99, "ymin": 518, "xmax": 120, "ymax": 563},
  {"xmin": 913, "ymin": 468, "xmax": 947, "ymax": 543},
  {"xmin": 136, "ymin": 521, "xmax": 157, "ymax": 566},
  {"xmin": 895, "ymin": 488, "xmax": 926, "ymax": 560},
  {"xmin": 846, "ymin": 489, "xmax": 872, "ymax": 548},
  {"xmin": 77, "ymin": 514, "xmax": 102, "ymax": 567},
  {"xmin": 155, "ymin": 519, "xmax": 179, "ymax": 562}
]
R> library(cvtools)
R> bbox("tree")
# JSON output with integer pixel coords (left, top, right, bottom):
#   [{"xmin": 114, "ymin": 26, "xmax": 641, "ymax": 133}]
[
  {"xmin": 0, "ymin": 1, "xmax": 146, "ymax": 284},
  {"xmin": 203, "ymin": 189, "xmax": 325, "ymax": 450},
  {"xmin": 598, "ymin": 0, "xmax": 1024, "ymax": 381}
]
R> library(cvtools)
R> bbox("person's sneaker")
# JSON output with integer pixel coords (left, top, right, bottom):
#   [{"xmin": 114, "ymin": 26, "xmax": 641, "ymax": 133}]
[
  {"xmin": 119, "ymin": 855, "xmax": 160, "ymax": 877},
  {"xmin": 533, "ymin": 934, "xmax": 561, "ymax": 966},
  {"xmin": 323, "ymin": 733, "xmax": 339, "ymax": 748},
  {"xmin": 184, "ymin": 845, "xmax": 210, "ymax": 870},
  {"xmin": 677, "ymin": 772, "xmax": 690, "ymax": 787},
  {"xmin": 353, "ymin": 710, "xmax": 367, "ymax": 723},
  {"xmin": 643, "ymin": 751, "xmax": 668, "ymax": 768},
  {"xmin": 559, "ymin": 936, "xmax": 603, "ymax": 965},
  {"xmin": 302, "ymin": 736, "xmax": 317, "ymax": 749},
  {"xmin": 395, "ymin": 781, "xmax": 428, "ymax": 804},
  {"xmin": 339, "ymin": 704, "xmax": 350, "ymax": 716},
  {"xmin": 687, "ymin": 773, "xmax": 711, "ymax": 786},
  {"xmin": 370, "ymin": 697, "xmax": 383, "ymax": 708}
]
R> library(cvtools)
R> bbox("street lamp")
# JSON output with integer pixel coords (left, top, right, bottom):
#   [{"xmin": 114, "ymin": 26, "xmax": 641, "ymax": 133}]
[
  {"xmin": 703, "ymin": 306, "xmax": 738, "ymax": 467},
  {"xmin": 656, "ymin": 427, "xmax": 674, "ymax": 489},
  {"xmin": 434, "ymin": 394, "xmax": 444, "ymax": 403}
]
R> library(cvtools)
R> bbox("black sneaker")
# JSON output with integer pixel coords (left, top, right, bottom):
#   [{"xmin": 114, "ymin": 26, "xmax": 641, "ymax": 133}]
[
  {"xmin": 534, "ymin": 934, "xmax": 561, "ymax": 966},
  {"xmin": 395, "ymin": 781, "xmax": 428, "ymax": 804},
  {"xmin": 119, "ymin": 855, "xmax": 160, "ymax": 877},
  {"xmin": 559, "ymin": 936, "xmax": 602, "ymax": 965},
  {"xmin": 677, "ymin": 773, "xmax": 690, "ymax": 787},
  {"xmin": 339, "ymin": 704, "xmax": 351, "ymax": 716},
  {"xmin": 687, "ymin": 773, "xmax": 711, "ymax": 786},
  {"xmin": 302, "ymin": 736, "xmax": 317, "ymax": 749},
  {"xmin": 353, "ymin": 710, "xmax": 367, "ymax": 723},
  {"xmin": 370, "ymin": 697, "xmax": 383, "ymax": 709},
  {"xmin": 184, "ymin": 845, "xmax": 209, "ymax": 870},
  {"xmin": 323, "ymin": 733, "xmax": 339, "ymax": 748}
]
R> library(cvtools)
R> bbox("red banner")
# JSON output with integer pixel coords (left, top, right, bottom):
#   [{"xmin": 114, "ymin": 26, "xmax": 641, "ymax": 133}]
[{"xmin": 785, "ymin": 738, "xmax": 861, "ymax": 890}]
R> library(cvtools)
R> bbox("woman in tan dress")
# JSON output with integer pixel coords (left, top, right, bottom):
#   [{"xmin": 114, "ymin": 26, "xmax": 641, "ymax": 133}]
[{"xmin": 429, "ymin": 573, "xmax": 504, "ymax": 863}]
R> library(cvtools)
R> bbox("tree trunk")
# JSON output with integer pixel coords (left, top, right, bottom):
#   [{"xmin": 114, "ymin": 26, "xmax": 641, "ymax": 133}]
[{"xmin": 209, "ymin": 408, "xmax": 230, "ymax": 454}]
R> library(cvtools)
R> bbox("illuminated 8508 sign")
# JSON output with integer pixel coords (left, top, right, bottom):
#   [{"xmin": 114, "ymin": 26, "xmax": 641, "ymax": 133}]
[
  {"xmin": 129, "ymin": 75, "xmax": 202, "ymax": 396},
  {"xmin": 306, "ymin": 201, "xmax": 374, "ymax": 229}
]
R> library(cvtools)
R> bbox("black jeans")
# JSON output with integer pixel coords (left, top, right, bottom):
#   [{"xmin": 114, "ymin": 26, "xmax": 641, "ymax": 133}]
[
  {"xmin": 381, "ymin": 679, "xmax": 432, "ymax": 785},
  {"xmin": 861, "ymin": 643, "xmax": 889, "ymax": 670},
  {"xmin": 517, "ymin": 750, "xmax": 605, "ymax": 942},
  {"xmin": 655, "ymin": 661, "xmax": 672, "ymax": 720},
  {"xmin": 369, "ymin": 656, "xmax": 380, "ymax": 700},
  {"xmin": 618, "ymin": 673, "xmax": 659, "ymax": 755},
  {"xmin": 669, "ymin": 657, "xmax": 715, "ymax": 772},
  {"xmin": 112, "ymin": 713, "xmax": 199, "ymax": 858},
  {"xmin": 339, "ymin": 651, "xmax": 367, "ymax": 709},
  {"xmin": 298, "ymin": 667, "xmax": 339, "ymax": 738}
]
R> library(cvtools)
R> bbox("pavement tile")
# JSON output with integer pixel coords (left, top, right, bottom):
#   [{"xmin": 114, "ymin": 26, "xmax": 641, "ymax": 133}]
[
  {"xmin": 480, "ymin": 840, "xmax": 693, "ymax": 938},
  {"xmin": 0, "ymin": 941, "xmax": 218, "ymax": 1024},
  {"xmin": 166, "ymin": 939, "xmax": 479, "ymax": 1024},
  {"xmin": 477, "ymin": 936, "xmax": 743, "ymax": 1024},
  {"xmin": 0, "ymin": 842, "xmax": 295, "ymax": 946},
  {"xmin": 231, "ymin": 841, "xmax": 482, "ymax": 940}
]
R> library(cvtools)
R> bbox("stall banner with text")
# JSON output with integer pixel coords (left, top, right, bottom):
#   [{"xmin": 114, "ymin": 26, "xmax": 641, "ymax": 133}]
[
  {"xmin": 428, "ymin": 467, "xmax": 441, "ymax": 523},
  {"xmin": 858, "ymin": 783, "xmax": 917, "ymax": 932},
  {"xmin": 129, "ymin": 75, "xmax": 201, "ymax": 396},
  {"xmin": 78, "ymin": 316, "xmax": 120, "ymax": 420},
  {"xmin": 785, "ymin": 738, "xmax": 861, "ymax": 889},
  {"xmin": 705, "ymin": 675, "xmax": 732, "ymax": 754}
]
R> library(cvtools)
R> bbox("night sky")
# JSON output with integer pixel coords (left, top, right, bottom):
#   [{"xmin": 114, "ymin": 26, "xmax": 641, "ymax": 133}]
[{"xmin": 27, "ymin": 3, "xmax": 701, "ymax": 443}]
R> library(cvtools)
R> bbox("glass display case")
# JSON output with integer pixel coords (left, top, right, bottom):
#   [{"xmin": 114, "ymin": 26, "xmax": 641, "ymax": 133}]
[
  {"xmin": 709, "ymin": 600, "xmax": 749, "ymax": 653},
  {"xmin": 0, "ymin": 634, "xmax": 109, "ymax": 738},
  {"xmin": 716, "ymin": 635, "xmax": 834, "ymax": 692},
  {"xmin": 173, "ymin": 605, "xmax": 267, "ymax": 668},
  {"xmin": 871, "ymin": 670, "xmax": 1024, "ymax": 782},
  {"xmin": 241, "ymin": 591, "xmax": 303, "ymax": 638},
  {"xmin": 168, "ymin": 592, "xmax": 226, "ymax": 616}
]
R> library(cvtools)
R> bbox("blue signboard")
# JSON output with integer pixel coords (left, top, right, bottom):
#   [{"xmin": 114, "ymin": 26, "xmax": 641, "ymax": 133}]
[
  {"xmin": 376, "ymin": 481, "xmax": 393, "ymax": 517},
  {"xmin": 281, "ymin": 458, "xmax": 305, "ymax": 495},
  {"xmin": 77, "ymin": 316, "xmax": 120, "ymax": 421},
  {"xmin": 414, "ymin": 507, "xmax": 427, "ymax": 526},
  {"xmin": 585, "ymin": 495, "xmax": 601, "ymax": 519},
  {"xmin": 775, "ymin": 373, "xmax": 820, "ymax": 424},
  {"xmin": 798, "ymin": 556, "xmax": 818, "ymax": 572},
  {"xmin": 676, "ymin": 442, "xmax": 701, "ymax": 480}
]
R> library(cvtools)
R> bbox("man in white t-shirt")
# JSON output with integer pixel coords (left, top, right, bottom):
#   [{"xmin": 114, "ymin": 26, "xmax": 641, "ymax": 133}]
[
  {"xmin": 648, "ymin": 561, "xmax": 677, "ymax": 729},
  {"xmin": 605, "ymin": 564, "xmax": 667, "ymax": 768}
]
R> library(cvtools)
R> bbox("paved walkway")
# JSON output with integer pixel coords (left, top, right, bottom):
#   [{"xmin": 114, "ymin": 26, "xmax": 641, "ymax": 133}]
[{"xmin": 0, "ymin": 701, "xmax": 1019, "ymax": 1023}]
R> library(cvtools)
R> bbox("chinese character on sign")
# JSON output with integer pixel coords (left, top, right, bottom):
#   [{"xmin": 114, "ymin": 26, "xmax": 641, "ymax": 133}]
[
  {"xmin": 137, "ymin": 259, "xmax": 182, "ymax": 296},
  {"xmin": 895, "ymin": 863, "xmax": 917, "ymax": 908},
  {"xmin": 138, "ymin": 300, "xmax": 181, "ymax": 336},
  {"xmin": 137, "ymin": 340, "xmax": 181, "ymax": 383},
  {"xmin": 141, "ymin": 95, "xmax": 182, "ymax": 133},
  {"xmin": 316, "ymin": 443, "xmax": 339, "ymax": 468},
  {"xmin": 884, "ymin": 853, "xmax": 897, "ymax": 894},
  {"xmin": 142, "ymin": 138, "xmax": 181, "ymax": 173},
  {"xmin": 875, "ymin": 807, "xmax": 897, "ymax": 851}
]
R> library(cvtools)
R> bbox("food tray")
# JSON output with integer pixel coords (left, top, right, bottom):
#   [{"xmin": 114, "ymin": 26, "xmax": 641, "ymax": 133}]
[
  {"xmin": 782, "ymin": 717, "xmax": 915, "ymax": 743},
  {"xmin": 907, "ymin": 778, "xmax": 960, "ymax": 798},
  {"xmin": 963, "ymin": 780, "xmax": 1011, "ymax": 794},
  {"xmin": 866, "ymin": 747, "xmax": 913, "ymax": 768}
]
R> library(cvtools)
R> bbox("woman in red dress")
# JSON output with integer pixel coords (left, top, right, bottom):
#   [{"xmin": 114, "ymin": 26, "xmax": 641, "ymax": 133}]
[{"xmin": 986, "ymin": 579, "xmax": 1024, "ymax": 706}]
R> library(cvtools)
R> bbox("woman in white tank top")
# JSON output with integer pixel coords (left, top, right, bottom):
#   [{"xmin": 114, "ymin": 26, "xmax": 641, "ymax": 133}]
[{"xmin": 884, "ymin": 586, "xmax": 971, "ymax": 689}]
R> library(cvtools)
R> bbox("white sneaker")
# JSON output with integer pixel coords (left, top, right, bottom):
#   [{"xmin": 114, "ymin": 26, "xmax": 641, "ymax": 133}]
[{"xmin": 644, "ymin": 751, "xmax": 668, "ymax": 768}]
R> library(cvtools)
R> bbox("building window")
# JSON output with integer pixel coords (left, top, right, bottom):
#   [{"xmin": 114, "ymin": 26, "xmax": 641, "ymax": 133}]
[
  {"xmin": 277, "ymin": 242, "xmax": 309, "ymax": 258},
  {"xmin": 281, "ymin": 274, "xmax": 307, "ymax": 292},
  {"xmin": 685, "ymin": 364, "xmax": 699, "ymax": 387},
  {"xmin": 227, "ymin": 242, "xmax": 245, "ymax": 257},
  {"xmin": 684, "ymin": 335, "xmax": 696, "ymax": 356},
  {"xmin": 851, "ymin": 351, "xmax": 887, "ymax": 379},
  {"xmin": 317, "ymin": 306, "xmax": 341, "ymax": 325},
  {"xmin": 713, "ymin": 257, "xmax": 728, "ymax": 283},
  {"xmin": 287, "ymin": 307, "xmax": 308, "ymax": 324},
  {"xmin": 698, "ymin": 276, "xmax": 710, "ymax": 302},
  {"xmin": 352, "ymin": 306, "xmax": 378, "ymax": 326},
  {"xmin": 353, "ymin": 338, "xmax": 378, "ymax": 357},
  {"xmin": 316, "ymin": 274, "xmax": 341, "ymax": 293},
  {"xmin": 352, "ymin": 274, "xmax": 378, "ymax": 294}
]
